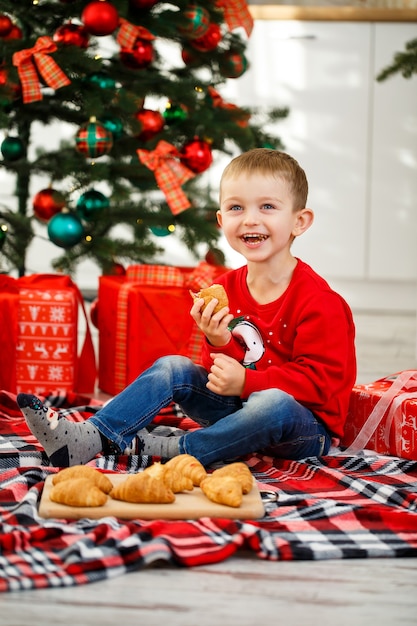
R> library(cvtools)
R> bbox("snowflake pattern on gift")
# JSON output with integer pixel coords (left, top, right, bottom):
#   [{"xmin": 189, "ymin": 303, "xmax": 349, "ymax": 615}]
[{"xmin": 49, "ymin": 306, "xmax": 67, "ymax": 323}]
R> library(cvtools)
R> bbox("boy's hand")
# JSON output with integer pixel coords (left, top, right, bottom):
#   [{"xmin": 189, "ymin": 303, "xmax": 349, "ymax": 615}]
[
  {"xmin": 206, "ymin": 353, "xmax": 246, "ymax": 396},
  {"xmin": 190, "ymin": 297, "xmax": 233, "ymax": 347}
]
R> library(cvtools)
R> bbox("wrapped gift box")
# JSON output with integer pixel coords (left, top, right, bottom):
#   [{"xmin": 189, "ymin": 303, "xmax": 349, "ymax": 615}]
[
  {"xmin": 98, "ymin": 263, "xmax": 228, "ymax": 396},
  {"xmin": 0, "ymin": 274, "xmax": 96, "ymax": 395},
  {"xmin": 341, "ymin": 370, "xmax": 417, "ymax": 460}
]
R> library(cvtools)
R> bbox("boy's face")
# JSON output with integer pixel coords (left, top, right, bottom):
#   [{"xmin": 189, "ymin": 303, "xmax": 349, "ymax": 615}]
[{"xmin": 217, "ymin": 172, "xmax": 312, "ymax": 263}]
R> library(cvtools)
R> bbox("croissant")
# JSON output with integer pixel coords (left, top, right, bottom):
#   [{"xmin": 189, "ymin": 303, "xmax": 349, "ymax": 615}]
[
  {"xmin": 144, "ymin": 462, "xmax": 193, "ymax": 493},
  {"xmin": 190, "ymin": 284, "xmax": 229, "ymax": 314},
  {"xmin": 200, "ymin": 475, "xmax": 242, "ymax": 508},
  {"xmin": 49, "ymin": 477, "xmax": 108, "ymax": 507},
  {"xmin": 110, "ymin": 472, "xmax": 175, "ymax": 504},
  {"xmin": 164, "ymin": 454, "xmax": 207, "ymax": 486},
  {"xmin": 52, "ymin": 465, "xmax": 113, "ymax": 494},
  {"xmin": 211, "ymin": 462, "xmax": 253, "ymax": 494}
]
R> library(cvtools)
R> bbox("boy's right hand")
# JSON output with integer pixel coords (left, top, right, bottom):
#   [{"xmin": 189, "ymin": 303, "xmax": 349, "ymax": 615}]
[{"xmin": 190, "ymin": 297, "xmax": 234, "ymax": 347}]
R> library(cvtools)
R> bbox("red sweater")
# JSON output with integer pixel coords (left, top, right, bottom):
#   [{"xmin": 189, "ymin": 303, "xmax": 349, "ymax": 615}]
[{"xmin": 202, "ymin": 260, "xmax": 356, "ymax": 438}]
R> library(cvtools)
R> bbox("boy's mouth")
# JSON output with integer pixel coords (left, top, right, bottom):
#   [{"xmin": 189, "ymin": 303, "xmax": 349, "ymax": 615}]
[{"xmin": 241, "ymin": 233, "xmax": 268, "ymax": 244}]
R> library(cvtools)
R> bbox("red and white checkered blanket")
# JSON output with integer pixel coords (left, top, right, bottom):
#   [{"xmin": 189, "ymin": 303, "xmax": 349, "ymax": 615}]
[{"xmin": 0, "ymin": 390, "xmax": 416, "ymax": 592}]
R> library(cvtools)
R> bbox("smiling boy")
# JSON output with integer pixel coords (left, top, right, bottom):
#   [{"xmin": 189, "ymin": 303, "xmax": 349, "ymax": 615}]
[{"xmin": 17, "ymin": 149, "xmax": 357, "ymax": 467}]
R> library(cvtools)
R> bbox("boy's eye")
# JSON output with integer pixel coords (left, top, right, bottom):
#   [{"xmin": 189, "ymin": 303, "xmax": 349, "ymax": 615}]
[
  {"xmin": 262, "ymin": 204, "xmax": 275, "ymax": 210},
  {"xmin": 230, "ymin": 205, "xmax": 242, "ymax": 211}
]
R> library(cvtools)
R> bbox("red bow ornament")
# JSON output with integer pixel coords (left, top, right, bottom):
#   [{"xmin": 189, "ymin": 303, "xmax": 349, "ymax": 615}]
[
  {"xmin": 137, "ymin": 140, "xmax": 196, "ymax": 215},
  {"xmin": 116, "ymin": 18, "xmax": 155, "ymax": 49},
  {"xmin": 215, "ymin": 0, "xmax": 253, "ymax": 37},
  {"xmin": 12, "ymin": 36, "xmax": 71, "ymax": 104}
]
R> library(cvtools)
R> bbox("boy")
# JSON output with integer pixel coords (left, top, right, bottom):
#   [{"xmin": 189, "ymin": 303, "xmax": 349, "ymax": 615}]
[{"xmin": 17, "ymin": 149, "xmax": 356, "ymax": 467}]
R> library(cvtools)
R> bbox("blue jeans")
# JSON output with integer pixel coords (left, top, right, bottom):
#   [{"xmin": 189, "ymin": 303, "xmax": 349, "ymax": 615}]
[{"xmin": 90, "ymin": 355, "xmax": 331, "ymax": 466}]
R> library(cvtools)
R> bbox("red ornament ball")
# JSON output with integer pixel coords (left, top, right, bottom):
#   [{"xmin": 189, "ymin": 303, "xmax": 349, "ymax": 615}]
[
  {"xmin": 0, "ymin": 67, "xmax": 21, "ymax": 100},
  {"xmin": 82, "ymin": 1, "xmax": 120, "ymax": 36},
  {"xmin": 53, "ymin": 23, "xmax": 90, "ymax": 48},
  {"xmin": 0, "ymin": 14, "xmax": 13, "ymax": 37},
  {"xmin": 33, "ymin": 188, "xmax": 66, "ymax": 221},
  {"xmin": 2, "ymin": 24, "xmax": 23, "ymax": 40},
  {"xmin": 181, "ymin": 47, "xmax": 200, "ymax": 67},
  {"xmin": 105, "ymin": 262, "xmax": 126, "ymax": 276},
  {"xmin": 178, "ymin": 6, "xmax": 210, "ymax": 40},
  {"xmin": 190, "ymin": 23, "xmax": 222, "ymax": 52},
  {"xmin": 120, "ymin": 38, "xmax": 154, "ymax": 69},
  {"xmin": 134, "ymin": 108, "xmax": 164, "ymax": 141},
  {"xmin": 75, "ymin": 118, "xmax": 113, "ymax": 158},
  {"xmin": 180, "ymin": 138, "xmax": 212, "ymax": 173}
]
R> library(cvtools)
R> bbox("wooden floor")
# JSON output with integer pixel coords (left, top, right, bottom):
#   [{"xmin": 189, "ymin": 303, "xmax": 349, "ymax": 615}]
[{"xmin": 2, "ymin": 309, "xmax": 417, "ymax": 625}]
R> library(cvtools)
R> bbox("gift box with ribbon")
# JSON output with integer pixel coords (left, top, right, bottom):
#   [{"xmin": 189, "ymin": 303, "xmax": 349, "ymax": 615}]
[
  {"xmin": 341, "ymin": 370, "xmax": 417, "ymax": 460},
  {"xmin": 0, "ymin": 274, "xmax": 96, "ymax": 395},
  {"xmin": 97, "ymin": 262, "xmax": 228, "ymax": 396}
]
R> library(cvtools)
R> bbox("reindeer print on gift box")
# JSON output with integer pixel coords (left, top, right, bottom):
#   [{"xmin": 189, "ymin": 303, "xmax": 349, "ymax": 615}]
[{"xmin": 15, "ymin": 289, "xmax": 77, "ymax": 395}]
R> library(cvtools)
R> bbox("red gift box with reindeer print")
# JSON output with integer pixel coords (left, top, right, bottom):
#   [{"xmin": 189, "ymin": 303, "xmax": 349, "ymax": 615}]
[{"xmin": 0, "ymin": 274, "xmax": 96, "ymax": 395}]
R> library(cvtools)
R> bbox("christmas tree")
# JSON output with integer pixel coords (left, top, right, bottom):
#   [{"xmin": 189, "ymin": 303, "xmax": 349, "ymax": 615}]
[{"xmin": 0, "ymin": 0, "xmax": 287, "ymax": 277}]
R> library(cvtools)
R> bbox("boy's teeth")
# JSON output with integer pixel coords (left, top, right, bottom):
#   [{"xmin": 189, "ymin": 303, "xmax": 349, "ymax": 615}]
[{"xmin": 243, "ymin": 234, "xmax": 267, "ymax": 242}]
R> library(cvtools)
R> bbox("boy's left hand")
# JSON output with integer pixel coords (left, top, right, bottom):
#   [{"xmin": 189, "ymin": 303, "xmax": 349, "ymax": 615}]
[{"xmin": 207, "ymin": 353, "xmax": 245, "ymax": 396}]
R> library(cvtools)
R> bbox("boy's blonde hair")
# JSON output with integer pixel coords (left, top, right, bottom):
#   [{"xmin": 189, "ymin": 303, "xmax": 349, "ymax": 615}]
[{"xmin": 220, "ymin": 148, "xmax": 308, "ymax": 210}]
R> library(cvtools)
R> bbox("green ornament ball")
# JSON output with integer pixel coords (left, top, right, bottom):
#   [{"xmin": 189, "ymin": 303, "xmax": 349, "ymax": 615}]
[
  {"xmin": 219, "ymin": 51, "xmax": 249, "ymax": 79},
  {"xmin": 76, "ymin": 189, "xmax": 110, "ymax": 220},
  {"xmin": 150, "ymin": 225, "xmax": 174, "ymax": 237},
  {"xmin": 163, "ymin": 103, "xmax": 187, "ymax": 125},
  {"xmin": 48, "ymin": 212, "xmax": 84, "ymax": 248},
  {"xmin": 178, "ymin": 6, "xmax": 210, "ymax": 40},
  {"xmin": 100, "ymin": 114, "xmax": 124, "ymax": 140},
  {"xmin": 1, "ymin": 136, "xmax": 25, "ymax": 161},
  {"xmin": 87, "ymin": 71, "xmax": 117, "ymax": 90}
]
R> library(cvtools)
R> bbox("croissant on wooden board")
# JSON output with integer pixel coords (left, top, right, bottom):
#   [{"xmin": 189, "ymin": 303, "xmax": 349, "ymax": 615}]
[
  {"xmin": 190, "ymin": 284, "xmax": 229, "ymax": 314},
  {"xmin": 52, "ymin": 465, "xmax": 113, "ymax": 494},
  {"xmin": 49, "ymin": 477, "xmax": 108, "ymax": 507},
  {"xmin": 200, "ymin": 475, "xmax": 243, "ymax": 508},
  {"xmin": 110, "ymin": 472, "xmax": 175, "ymax": 504},
  {"xmin": 211, "ymin": 462, "xmax": 253, "ymax": 494},
  {"xmin": 144, "ymin": 462, "xmax": 194, "ymax": 493},
  {"xmin": 164, "ymin": 454, "xmax": 207, "ymax": 486}
]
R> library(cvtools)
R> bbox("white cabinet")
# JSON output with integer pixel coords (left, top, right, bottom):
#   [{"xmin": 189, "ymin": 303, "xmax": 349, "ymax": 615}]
[
  {"xmin": 222, "ymin": 21, "xmax": 417, "ymax": 309},
  {"xmin": 370, "ymin": 23, "xmax": 417, "ymax": 281}
]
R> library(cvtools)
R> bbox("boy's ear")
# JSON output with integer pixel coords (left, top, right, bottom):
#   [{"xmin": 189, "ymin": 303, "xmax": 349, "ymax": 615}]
[
  {"xmin": 216, "ymin": 210, "xmax": 222, "ymax": 228},
  {"xmin": 293, "ymin": 208, "xmax": 314, "ymax": 237}
]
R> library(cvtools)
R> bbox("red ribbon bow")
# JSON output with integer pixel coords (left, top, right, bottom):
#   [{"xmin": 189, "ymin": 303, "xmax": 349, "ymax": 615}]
[
  {"xmin": 116, "ymin": 18, "xmax": 155, "ymax": 50},
  {"xmin": 215, "ymin": 0, "xmax": 253, "ymax": 37},
  {"xmin": 12, "ymin": 36, "xmax": 71, "ymax": 104},
  {"xmin": 137, "ymin": 140, "xmax": 196, "ymax": 215}
]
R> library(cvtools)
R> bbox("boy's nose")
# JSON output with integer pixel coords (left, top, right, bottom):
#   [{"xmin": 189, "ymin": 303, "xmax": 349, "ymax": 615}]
[{"xmin": 243, "ymin": 209, "xmax": 260, "ymax": 225}]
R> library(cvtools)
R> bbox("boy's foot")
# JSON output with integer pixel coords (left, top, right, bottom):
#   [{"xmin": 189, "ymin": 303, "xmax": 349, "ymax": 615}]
[
  {"xmin": 134, "ymin": 428, "xmax": 181, "ymax": 459},
  {"xmin": 16, "ymin": 394, "xmax": 103, "ymax": 467}
]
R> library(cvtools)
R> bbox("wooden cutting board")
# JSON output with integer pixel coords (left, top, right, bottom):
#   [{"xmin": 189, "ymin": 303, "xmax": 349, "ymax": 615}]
[{"xmin": 38, "ymin": 474, "xmax": 265, "ymax": 520}]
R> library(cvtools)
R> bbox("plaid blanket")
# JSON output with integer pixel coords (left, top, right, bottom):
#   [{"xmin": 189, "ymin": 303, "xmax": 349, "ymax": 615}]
[{"xmin": 0, "ymin": 390, "xmax": 417, "ymax": 592}]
